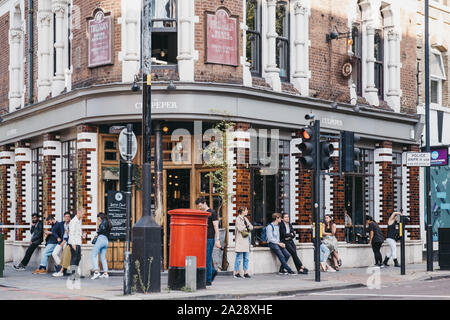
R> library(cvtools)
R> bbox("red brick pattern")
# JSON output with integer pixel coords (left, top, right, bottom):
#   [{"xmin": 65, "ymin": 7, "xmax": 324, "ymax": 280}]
[
  {"xmin": 407, "ymin": 145, "xmax": 420, "ymax": 240},
  {"xmin": 0, "ymin": 145, "xmax": 14, "ymax": 240},
  {"xmin": 0, "ymin": 13, "xmax": 9, "ymax": 114},
  {"xmin": 15, "ymin": 142, "xmax": 30, "ymax": 241},
  {"xmin": 42, "ymin": 134, "xmax": 60, "ymax": 219}
]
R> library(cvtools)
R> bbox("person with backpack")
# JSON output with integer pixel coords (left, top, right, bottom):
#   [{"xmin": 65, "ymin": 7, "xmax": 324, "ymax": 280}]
[
  {"xmin": 383, "ymin": 211, "xmax": 402, "ymax": 267},
  {"xmin": 90, "ymin": 212, "xmax": 112, "ymax": 279},
  {"xmin": 266, "ymin": 213, "xmax": 295, "ymax": 275}
]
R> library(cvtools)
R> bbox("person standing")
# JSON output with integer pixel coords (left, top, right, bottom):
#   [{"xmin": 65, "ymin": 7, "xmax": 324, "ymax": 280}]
[
  {"xmin": 91, "ymin": 212, "xmax": 112, "ymax": 279},
  {"xmin": 234, "ymin": 207, "xmax": 253, "ymax": 279},
  {"xmin": 320, "ymin": 242, "xmax": 336, "ymax": 272},
  {"xmin": 196, "ymin": 197, "xmax": 221, "ymax": 286},
  {"xmin": 14, "ymin": 213, "xmax": 43, "ymax": 270},
  {"xmin": 52, "ymin": 212, "xmax": 72, "ymax": 277},
  {"xmin": 366, "ymin": 215, "xmax": 384, "ymax": 267},
  {"xmin": 279, "ymin": 213, "xmax": 308, "ymax": 274},
  {"xmin": 384, "ymin": 211, "xmax": 402, "ymax": 267},
  {"xmin": 33, "ymin": 215, "xmax": 63, "ymax": 274},
  {"xmin": 68, "ymin": 208, "xmax": 85, "ymax": 277},
  {"xmin": 267, "ymin": 213, "xmax": 295, "ymax": 275}
]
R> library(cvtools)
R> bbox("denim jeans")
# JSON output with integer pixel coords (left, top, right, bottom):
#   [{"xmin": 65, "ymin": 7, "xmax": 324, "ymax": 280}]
[
  {"xmin": 268, "ymin": 243, "xmax": 292, "ymax": 273},
  {"xmin": 234, "ymin": 252, "xmax": 249, "ymax": 272},
  {"xmin": 320, "ymin": 244, "xmax": 330, "ymax": 263},
  {"xmin": 206, "ymin": 238, "xmax": 216, "ymax": 283},
  {"xmin": 91, "ymin": 235, "xmax": 109, "ymax": 272},
  {"xmin": 39, "ymin": 243, "xmax": 57, "ymax": 268}
]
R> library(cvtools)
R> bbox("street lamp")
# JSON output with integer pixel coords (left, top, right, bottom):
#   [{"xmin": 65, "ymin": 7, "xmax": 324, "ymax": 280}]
[{"xmin": 130, "ymin": 0, "xmax": 162, "ymax": 294}]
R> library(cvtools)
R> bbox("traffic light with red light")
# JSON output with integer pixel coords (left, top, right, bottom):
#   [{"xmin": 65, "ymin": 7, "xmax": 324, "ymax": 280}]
[{"xmin": 297, "ymin": 126, "xmax": 317, "ymax": 170}]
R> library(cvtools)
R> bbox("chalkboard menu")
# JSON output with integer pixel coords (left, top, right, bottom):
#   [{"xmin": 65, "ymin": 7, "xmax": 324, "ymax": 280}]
[{"xmin": 107, "ymin": 191, "xmax": 127, "ymax": 240}]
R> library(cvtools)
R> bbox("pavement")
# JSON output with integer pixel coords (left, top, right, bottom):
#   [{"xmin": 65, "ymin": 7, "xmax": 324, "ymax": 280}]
[{"xmin": 0, "ymin": 262, "xmax": 449, "ymax": 300}]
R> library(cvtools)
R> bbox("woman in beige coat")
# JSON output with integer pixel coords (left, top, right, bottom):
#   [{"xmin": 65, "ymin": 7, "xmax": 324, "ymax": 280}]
[{"xmin": 234, "ymin": 207, "xmax": 254, "ymax": 278}]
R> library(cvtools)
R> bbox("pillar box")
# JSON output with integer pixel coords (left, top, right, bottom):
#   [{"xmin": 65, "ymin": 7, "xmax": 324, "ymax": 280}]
[{"xmin": 168, "ymin": 209, "xmax": 210, "ymax": 290}]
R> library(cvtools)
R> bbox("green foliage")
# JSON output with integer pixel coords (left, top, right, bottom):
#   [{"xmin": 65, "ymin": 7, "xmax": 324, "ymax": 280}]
[{"xmin": 132, "ymin": 257, "xmax": 154, "ymax": 294}]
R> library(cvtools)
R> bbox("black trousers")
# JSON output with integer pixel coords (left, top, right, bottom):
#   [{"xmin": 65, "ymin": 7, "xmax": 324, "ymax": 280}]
[
  {"xmin": 372, "ymin": 242, "xmax": 383, "ymax": 265},
  {"xmin": 20, "ymin": 241, "xmax": 40, "ymax": 266},
  {"xmin": 284, "ymin": 240, "xmax": 304, "ymax": 271},
  {"xmin": 69, "ymin": 245, "xmax": 81, "ymax": 267}
]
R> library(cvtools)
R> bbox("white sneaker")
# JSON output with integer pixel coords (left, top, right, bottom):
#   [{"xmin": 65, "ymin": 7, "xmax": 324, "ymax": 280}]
[
  {"xmin": 100, "ymin": 273, "xmax": 109, "ymax": 279},
  {"xmin": 91, "ymin": 272, "xmax": 100, "ymax": 280},
  {"xmin": 52, "ymin": 272, "xmax": 63, "ymax": 277}
]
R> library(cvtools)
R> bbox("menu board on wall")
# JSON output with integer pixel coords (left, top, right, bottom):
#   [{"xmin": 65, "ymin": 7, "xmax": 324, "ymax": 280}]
[
  {"xmin": 205, "ymin": 9, "xmax": 238, "ymax": 66},
  {"xmin": 88, "ymin": 9, "xmax": 114, "ymax": 68}
]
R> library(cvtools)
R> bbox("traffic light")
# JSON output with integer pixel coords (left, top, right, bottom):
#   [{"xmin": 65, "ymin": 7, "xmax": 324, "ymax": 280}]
[
  {"xmin": 297, "ymin": 126, "xmax": 317, "ymax": 170},
  {"xmin": 341, "ymin": 131, "xmax": 360, "ymax": 172},
  {"xmin": 320, "ymin": 141, "xmax": 335, "ymax": 170}
]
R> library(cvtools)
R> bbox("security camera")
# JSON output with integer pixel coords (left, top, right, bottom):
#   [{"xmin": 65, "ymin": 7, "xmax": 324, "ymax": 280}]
[{"xmin": 305, "ymin": 113, "xmax": 315, "ymax": 120}]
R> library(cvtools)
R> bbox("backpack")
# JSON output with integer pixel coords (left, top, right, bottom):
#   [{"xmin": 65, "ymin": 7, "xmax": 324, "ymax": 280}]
[{"xmin": 260, "ymin": 223, "xmax": 274, "ymax": 243}]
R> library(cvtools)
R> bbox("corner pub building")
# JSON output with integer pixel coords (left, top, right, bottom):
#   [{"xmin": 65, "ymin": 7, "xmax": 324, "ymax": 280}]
[{"xmin": 0, "ymin": 0, "xmax": 423, "ymax": 276}]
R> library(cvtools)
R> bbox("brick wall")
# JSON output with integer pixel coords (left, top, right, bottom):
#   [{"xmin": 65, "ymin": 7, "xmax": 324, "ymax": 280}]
[
  {"xmin": 14, "ymin": 141, "xmax": 31, "ymax": 241},
  {"xmin": 0, "ymin": 13, "xmax": 9, "ymax": 114},
  {"xmin": 0, "ymin": 145, "xmax": 15, "ymax": 240},
  {"xmin": 194, "ymin": 0, "xmax": 243, "ymax": 84}
]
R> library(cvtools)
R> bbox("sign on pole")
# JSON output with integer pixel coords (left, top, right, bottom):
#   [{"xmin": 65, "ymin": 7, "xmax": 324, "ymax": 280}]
[
  {"xmin": 119, "ymin": 129, "xmax": 137, "ymax": 161},
  {"xmin": 406, "ymin": 152, "xmax": 431, "ymax": 167}
]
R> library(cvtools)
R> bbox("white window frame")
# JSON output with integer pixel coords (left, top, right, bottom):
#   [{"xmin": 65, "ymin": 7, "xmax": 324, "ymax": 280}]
[{"xmin": 430, "ymin": 49, "xmax": 446, "ymax": 107}]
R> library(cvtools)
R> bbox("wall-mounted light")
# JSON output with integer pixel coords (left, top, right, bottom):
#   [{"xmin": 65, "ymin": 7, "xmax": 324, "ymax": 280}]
[
  {"xmin": 331, "ymin": 101, "xmax": 338, "ymax": 109},
  {"xmin": 167, "ymin": 80, "xmax": 176, "ymax": 90},
  {"xmin": 326, "ymin": 27, "xmax": 351, "ymax": 43},
  {"xmin": 131, "ymin": 74, "xmax": 141, "ymax": 92},
  {"xmin": 162, "ymin": 125, "xmax": 169, "ymax": 133}
]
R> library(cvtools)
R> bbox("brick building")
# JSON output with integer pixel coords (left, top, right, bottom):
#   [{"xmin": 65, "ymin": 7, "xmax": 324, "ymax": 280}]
[{"xmin": 0, "ymin": 0, "xmax": 423, "ymax": 275}]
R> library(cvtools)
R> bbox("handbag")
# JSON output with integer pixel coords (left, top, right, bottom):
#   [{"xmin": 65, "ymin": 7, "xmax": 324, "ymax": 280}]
[{"xmin": 241, "ymin": 230, "xmax": 249, "ymax": 238}]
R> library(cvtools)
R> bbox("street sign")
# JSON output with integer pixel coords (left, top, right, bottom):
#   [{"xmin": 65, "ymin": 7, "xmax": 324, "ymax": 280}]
[
  {"xmin": 119, "ymin": 129, "xmax": 137, "ymax": 161},
  {"xmin": 406, "ymin": 152, "xmax": 431, "ymax": 167}
]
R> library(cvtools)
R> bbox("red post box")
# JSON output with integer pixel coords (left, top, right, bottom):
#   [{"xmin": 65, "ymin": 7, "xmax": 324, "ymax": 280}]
[{"xmin": 167, "ymin": 209, "xmax": 210, "ymax": 290}]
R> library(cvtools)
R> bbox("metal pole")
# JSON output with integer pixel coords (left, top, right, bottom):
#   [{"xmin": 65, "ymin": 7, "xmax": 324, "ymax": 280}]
[
  {"xmin": 124, "ymin": 124, "xmax": 133, "ymax": 295},
  {"xmin": 400, "ymin": 216, "xmax": 406, "ymax": 275},
  {"xmin": 314, "ymin": 120, "xmax": 321, "ymax": 282},
  {"xmin": 425, "ymin": 0, "xmax": 433, "ymax": 272}
]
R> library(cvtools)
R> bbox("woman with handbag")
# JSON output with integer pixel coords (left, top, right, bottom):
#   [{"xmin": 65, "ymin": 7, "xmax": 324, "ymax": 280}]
[
  {"xmin": 234, "ymin": 207, "xmax": 253, "ymax": 279},
  {"xmin": 90, "ymin": 212, "xmax": 112, "ymax": 280}
]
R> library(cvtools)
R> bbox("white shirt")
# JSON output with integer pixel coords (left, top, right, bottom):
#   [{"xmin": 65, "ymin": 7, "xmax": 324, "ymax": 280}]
[{"xmin": 68, "ymin": 216, "xmax": 82, "ymax": 246}]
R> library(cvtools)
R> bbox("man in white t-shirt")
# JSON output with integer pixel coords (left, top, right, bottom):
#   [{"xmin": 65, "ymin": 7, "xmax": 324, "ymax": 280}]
[{"xmin": 68, "ymin": 208, "xmax": 85, "ymax": 277}]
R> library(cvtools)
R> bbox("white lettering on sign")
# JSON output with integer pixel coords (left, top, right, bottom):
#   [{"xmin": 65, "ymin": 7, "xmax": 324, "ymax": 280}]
[
  {"xmin": 321, "ymin": 117, "xmax": 344, "ymax": 127},
  {"xmin": 406, "ymin": 152, "xmax": 431, "ymax": 167}
]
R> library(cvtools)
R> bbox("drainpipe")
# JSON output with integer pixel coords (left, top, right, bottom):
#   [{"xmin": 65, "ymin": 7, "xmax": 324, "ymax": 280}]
[{"xmin": 28, "ymin": 0, "xmax": 34, "ymax": 105}]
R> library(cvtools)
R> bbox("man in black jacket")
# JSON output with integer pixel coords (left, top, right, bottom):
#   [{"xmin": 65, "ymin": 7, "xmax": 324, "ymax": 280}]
[
  {"xmin": 33, "ymin": 214, "xmax": 64, "ymax": 274},
  {"xmin": 14, "ymin": 213, "xmax": 43, "ymax": 270},
  {"xmin": 279, "ymin": 213, "xmax": 308, "ymax": 274}
]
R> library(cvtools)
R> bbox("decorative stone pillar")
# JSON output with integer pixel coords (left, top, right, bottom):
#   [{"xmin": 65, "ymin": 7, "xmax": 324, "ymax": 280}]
[
  {"xmin": 37, "ymin": 0, "xmax": 53, "ymax": 102},
  {"xmin": 120, "ymin": 0, "xmax": 141, "ymax": 83},
  {"xmin": 385, "ymin": 28, "xmax": 402, "ymax": 112},
  {"xmin": 9, "ymin": 28, "xmax": 23, "ymax": 111},
  {"xmin": 263, "ymin": 0, "xmax": 281, "ymax": 92},
  {"xmin": 76, "ymin": 125, "xmax": 98, "ymax": 243},
  {"xmin": 292, "ymin": 1, "xmax": 310, "ymax": 96},
  {"xmin": 42, "ymin": 134, "xmax": 62, "ymax": 220},
  {"xmin": 177, "ymin": 0, "xmax": 198, "ymax": 82},
  {"xmin": 15, "ymin": 142, "xmax": 32, "ymax": 241},
  {"xmin": 374, "ymin": 141, "xmax": 393, "ymax": 225},
  {"xmin": 227, "ymin": 123, "xmax": 251, "ymax": 248},
  {"xmin": 0, "ymin": 145, "xmax": 16, "ymax": 241},
  {"xmin": 51, "ymin": 0, "xmax": 68, "ymax": 96},
  {"xmin": 404, "ymin": 145, "xmax": 421, "ymax": 241}
]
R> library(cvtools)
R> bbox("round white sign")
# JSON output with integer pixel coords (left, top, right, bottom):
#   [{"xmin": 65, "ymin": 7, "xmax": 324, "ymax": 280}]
[{"xmin": 119, "ymin": 128, "xmax": 138, "ymax": 161}]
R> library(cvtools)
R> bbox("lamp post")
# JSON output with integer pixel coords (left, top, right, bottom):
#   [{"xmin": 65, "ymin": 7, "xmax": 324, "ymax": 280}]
[
  {"xmin": 131, "ymin": 0, "xmax": 162, "ymax": 293},
  {"xmin": 425, "ymin": 0, "xmax": 433, "ymax": 272}
]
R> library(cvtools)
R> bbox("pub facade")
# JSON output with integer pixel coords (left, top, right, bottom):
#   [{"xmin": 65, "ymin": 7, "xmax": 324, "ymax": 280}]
[{"xmin": 0, "ymin": 0, "xmax": 424, "ymax": 275}]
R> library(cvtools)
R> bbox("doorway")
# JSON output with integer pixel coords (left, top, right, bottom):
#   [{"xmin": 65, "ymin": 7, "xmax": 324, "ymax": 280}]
[{"xmin": 345, "ymin": 175, "xmax": 366, "ymax": 243}]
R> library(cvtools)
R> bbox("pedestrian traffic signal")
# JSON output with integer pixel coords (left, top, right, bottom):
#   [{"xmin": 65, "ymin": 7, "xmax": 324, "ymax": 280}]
[
  {"xmin": 297, "ymin": 126, "xmax": 317, "ymax": 170},
  {"xmin": 320, "ymin": 141, "xmax": 335, "ymax": 170},
  {"xmin": 341, "ymin": 131, "xmax": 361, "ymax": 172}
]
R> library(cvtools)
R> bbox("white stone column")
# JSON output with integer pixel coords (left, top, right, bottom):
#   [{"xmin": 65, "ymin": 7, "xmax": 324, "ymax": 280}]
[
  {"xmin": 9, "ymin": 28, "xmax": 23, "ymax": 111},
  {"xmin": 292, "ymin": 1, "xmax": 310, "ymax": 95},
  {"xmin": 37, "ymin": 0, "xmax": 53, "ymax": 102},
  {"xmin": 177, "ymin": 0, "xmax": 198, "ymax": 82},
  {"xmin": 264, "ymin": 0, "xmax": 281, "ymax": 91},
  {"xmin": 364, "ymin": 24, "xmax": 379, "ymax": 106},
  {"xmin": 385, "ymin": 28, "xmax": 401, "ymax": 111},
  {"xmin": 52, "ymin": 0, "xmax": 68, "ymax": 96},
  {"xmin": 120, "ymin": 0, "xmax": 141, "ymax": 83}
]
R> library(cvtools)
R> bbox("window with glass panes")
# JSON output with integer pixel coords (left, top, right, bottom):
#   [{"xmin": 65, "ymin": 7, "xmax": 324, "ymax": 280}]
[
  {"xmin": 246, "ymin": 0, "xmax": 261, "ymax": 76},
  {"xmin": 62, "ymin": 140, "xmax": 77, "ymax": 217},
  {"xmin": 351, "ymin": 22, "xmax": 362, "ymax": 96},
  {"xmin": 276, "ymin": 1, "xmax": 290, "ymax": 82},
  {"xmin": 374, "ymin": 29, "xmax": 384, "ymax": 98},
  {"xmin": 32, "ymin": 148, "xmax": 44, "ymax": 216},
  {"xmin": 152, "ymin": 0, "xmax": 177, "ymax": 68}
]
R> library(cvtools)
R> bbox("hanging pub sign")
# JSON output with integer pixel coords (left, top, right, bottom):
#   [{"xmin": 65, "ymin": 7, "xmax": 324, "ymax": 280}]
[
  {"xmin": 87, "ymin": 9, "xmax": 114, "ymax": 68},
  {"xmin": 205, "ymin": 9, "xmax": 239, "ymax": 66}
]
